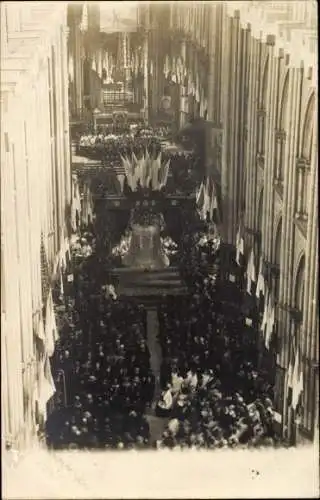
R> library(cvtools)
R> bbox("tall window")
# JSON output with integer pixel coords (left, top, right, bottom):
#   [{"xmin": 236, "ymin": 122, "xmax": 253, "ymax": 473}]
[{"xmin": 295, "ymin": 93, "xmax": 315, "ymax": 223}]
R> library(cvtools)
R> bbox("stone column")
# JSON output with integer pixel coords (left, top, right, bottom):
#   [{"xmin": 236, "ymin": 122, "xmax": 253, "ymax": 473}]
[
  {"xmin": 143, "ymin": 30, "xmax": 149, "ymax": 123},
  {"xmin": 179, "ymin": 38, "xmax": 188, "ymax": 129},
  {"xmin": 278, "ymin": 65, "xmax": 303, "ymax": 435},
  {"xmin": 262, "ymin": 34, "xmax": 277, "ymax": 262},
  {"xmin": 239, "ymin": 25, "xmax": 250, "ymax": 218},
  {"xmin": 5, "ymin": 90, "xmax": 25, "ymax": 444},
  {"xmin": 220, "ymin": 8, "xmax": 231, "ymax": 243},
  {"xmin": 75, "ymin": 28, "xmax": 81, "ymax": 113},
  {"xmin": 296, "ymin": 164, "xmax": 304, "ymax": 215},
  {"xmin": 274, "ymin": 135, "xmax": 281, "ymax": 181},
  {"xmin": 302, "ymin": 123, "xmax": 318, "ymax": 369},
  {"xmin": 314, "ymin": 365, "xmax": 319, "ymax": 443},
  {"xmin": 56, "ymin": 25, "xmax": 65, "ymax": 252},
  {"xmin": 46, "ymin": 46, "xmax": 57, "ymax": 263},
  {"xmin": 249, "ymin": 36, "xmax": 260, "ymax": 234},
  {"xmin": 62, "ymin": 26, "xmax": 72, "ymax": 207},
  {"xmin": 206, "ymin": 7, "xmax": 216, "ymax": 124},
  {"xmin": 229, "ymin": 11, "xmax": 242, "ymax": 244},
  {"xmin": 281, "ymin": 67, "xmax": 301, "ymax": 322},
  {"xmin": 68, "ymin": 26, "xmax": 76, "ymax": 117},
  {"xmin": 149, "ymin": 24, "xmax": 156, "ymax": 117},
  {"xmin": 244, "ymin": 28, "xmax": 253, "ymax": 235},
  {"xmin": 310, "ymin": 174, "xmax": 318, "ymax": 365}
]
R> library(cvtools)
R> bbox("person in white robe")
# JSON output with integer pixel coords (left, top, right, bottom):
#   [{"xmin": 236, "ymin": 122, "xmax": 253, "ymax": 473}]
[
  {"xmin": 168, "ymin": 418, "xmax": 180, "ymax": 436},
  {"xmin": 171, "ymin": 369, "xmax": 184, "ymax": 395},
  {"xmin": 102, "ymin": 284, "xmax": 117, "ymax": 301},
  {"xmin": 184, "ymin": 369, "xmax": 198, "ymax": 391},
  {"xmin": 156, "ymin": 384, "xmax": 173, "ymax": 417},
  {"xmin": 201, "ymin": 369, "xmax": 214, "ymax": 389}
]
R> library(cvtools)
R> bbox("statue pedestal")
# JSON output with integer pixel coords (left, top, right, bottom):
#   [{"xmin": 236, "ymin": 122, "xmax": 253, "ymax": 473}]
[{"xmin": 110, "ymin": 266, "xmax": 187, "ymax": 303}]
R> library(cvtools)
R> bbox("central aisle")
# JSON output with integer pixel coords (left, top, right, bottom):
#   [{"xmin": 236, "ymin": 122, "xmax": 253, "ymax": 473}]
[
  {"xmin": 146, "ymin": 307, "xmax": 168, "ymax": 444},
  {"xmin": 146, "ymin": 307, "xmax": 162, "ymax": 402}
]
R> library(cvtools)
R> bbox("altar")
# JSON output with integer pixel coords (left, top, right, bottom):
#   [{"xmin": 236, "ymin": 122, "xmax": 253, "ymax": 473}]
[{"xmin": 71, "ymin": 128, "xmax": 201, "ymax": 302}]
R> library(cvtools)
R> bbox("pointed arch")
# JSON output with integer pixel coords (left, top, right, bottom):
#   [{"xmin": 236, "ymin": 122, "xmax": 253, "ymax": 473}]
[
  {"xmin": 301, "ymin": 92, "xmax": 315, "ymax": 160},
  {"xmin": 274, "ymin": 216, "xmax": 282, "ymax": 266},
  {"xmin": 279, "ymin": 71, "xmax": 289, "ymax": 130},
  {"xmin": 272, "ymin": 215, "xmax": 282, "ymax": 302},
  {"xmin": 257, "ymin": 187, "xmax": 264, "ymax": 232},
  {"xmin": 294, "ymin": 253, "xmax": 306, "ymax": 311}
]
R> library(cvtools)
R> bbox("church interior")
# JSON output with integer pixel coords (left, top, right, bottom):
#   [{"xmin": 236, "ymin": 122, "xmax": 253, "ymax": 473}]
[{"xmin": 1, "ymin": 1, "xmax": 318, "ymax": 494}]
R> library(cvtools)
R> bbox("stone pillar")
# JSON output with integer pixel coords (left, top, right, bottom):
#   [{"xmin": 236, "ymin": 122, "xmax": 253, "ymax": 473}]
[
  {"xmin": 296, "ymin": 164, "xmax": 304, "ymax": 215},
  {"xmin": 206, "ymin": 7, "xmax": 216, "ymax": 124},
  {"xmin": 46, "ymin": 47, "xmax": 57, "ymax": 263},
  {"xmin": 262, "ymin": 34, "xmax": 277, "ymax": 262},
  {"xmin": 149, "ymin": 25, "xmax": 156, "ymax": 117},
  {"xmin": 75, "ymin": 28, "xmax": 81, "ymax": 113},
  {"xmin": 310, "ymin": 194, "xmax": 318, "ymax": 365},
  {"xmin": 77, "ymin": 28, "xmax": 85, "ymax": 114},
  {"xmin": 70, "ymin": 27, "xmax": 77, "ymax": 118},
  {"xmin": 143, "ymin": 31, "xmax": 149, "ymax": 122},
  {"xmin": 314, "ymin": 366, "xmax": 319, "ymax": 444},
  {"xmin": 3, "ymin": 90, "xmax": 25, "ymax": 445},
  {"xmin": 246, "ymin": 35, "xmax": 260, "ymax": 234},
  {"xmin": 274, "ymin": 130, "xmax": 286, "ymax": 182},
  {"xmin": 55, "ymin": 25, "xmax": 65, "ymax": 252},
  {"xmin": 179, "ymin": 38, "xmax": 188, "ymax": 129},
  {"xmin": 62, "ymin": 27, "xmax": 72, "ymax": 207},
  {"xmin": 278, "ymin": 65, "xmax": 303, "ymax": 435},
  {"xmin": 302, "ymin": 121, "xmax": 318, "ymax": 379},
  {"xmin": 228, "ymin": 11, "xmax": 241, "ymax": 244},
  {"xmin": 220, "ymin": 8, "xmax": 231, "ymax": 243},
  {"xmin": 239, "ymin": 25, "xmax": 250, "ymax": 218}
]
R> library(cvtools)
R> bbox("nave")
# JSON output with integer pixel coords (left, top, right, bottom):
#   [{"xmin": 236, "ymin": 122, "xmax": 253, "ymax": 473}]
[{"xmin": 45, "ymin": 212, "xmax": 278, "ymax": 451}]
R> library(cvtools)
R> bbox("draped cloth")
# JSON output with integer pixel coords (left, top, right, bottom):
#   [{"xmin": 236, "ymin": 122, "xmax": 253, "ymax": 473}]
[{"xmin": 122, "ymin": 223, "xmax": 169, "ymax": 270}]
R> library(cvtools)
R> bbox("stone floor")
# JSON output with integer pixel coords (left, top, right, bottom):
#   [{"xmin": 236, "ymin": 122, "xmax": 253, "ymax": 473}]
[{"xmin": 145, "ymin": 307, "xmax": 169, "ymax": 445}]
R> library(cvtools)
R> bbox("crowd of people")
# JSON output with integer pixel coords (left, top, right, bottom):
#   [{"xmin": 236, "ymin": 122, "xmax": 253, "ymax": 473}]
[
  {"xmin": 46, "ymin": 146, "xmax": 278, "ymax": 451},
  {"xmin": 75, "ymin": 125, "xmax": 198, "ymax": 196},
  {"xmin": 47, "ymin": 230, "xmax": 155, "ymax": 450},
  {"xmin": 78, "ymin": 131, "xmax": 163, "ymax": 164},
  {"xmin": 153, "ymin": 222, "xmax": 277, "ymax": 450},
  {"xmin": 178, "ymin": 220, "xmax": 221, "ymax": 289},
  {"xmin": 78, "ymin": 124, "xmax": 171, "ymax": 149}
]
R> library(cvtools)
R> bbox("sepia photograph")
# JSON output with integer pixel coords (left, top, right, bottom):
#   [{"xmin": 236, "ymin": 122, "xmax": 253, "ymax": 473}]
[{"xmin": 1, "ymin": 1, "xmax": 318, "ymax": 498}]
